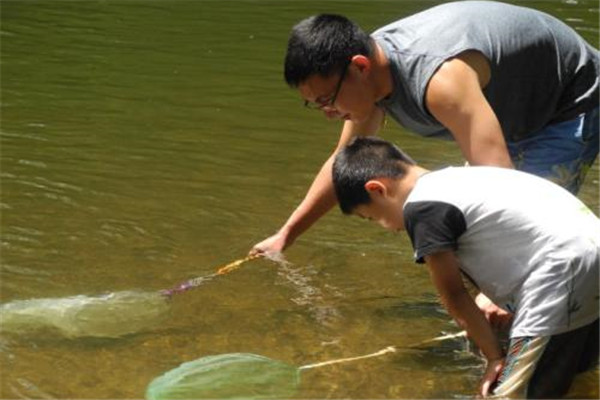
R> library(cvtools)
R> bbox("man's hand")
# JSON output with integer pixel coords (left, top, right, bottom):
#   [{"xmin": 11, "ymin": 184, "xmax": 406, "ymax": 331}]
[
  {"xmin": 249, "ymin": 231, "xmax": 289, "ymax": 256},
  {"xmin": 480, "ymin": 357, "xmax": 505, "ymax": 397},
  {"xmin": 475, "ymin": 293, "xmax": 513, "ymax": 330}
]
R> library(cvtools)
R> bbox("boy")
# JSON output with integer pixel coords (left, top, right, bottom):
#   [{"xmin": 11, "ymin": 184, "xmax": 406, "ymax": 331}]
[{"xmin": 332, "ymin": 137, "xmax": 599, "ymax": 398}]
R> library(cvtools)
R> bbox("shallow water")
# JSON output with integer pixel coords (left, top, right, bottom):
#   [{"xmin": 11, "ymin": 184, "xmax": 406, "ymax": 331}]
[{"xmin": 1, "ymin": 0, "xmax": 598, "ymax": 398}]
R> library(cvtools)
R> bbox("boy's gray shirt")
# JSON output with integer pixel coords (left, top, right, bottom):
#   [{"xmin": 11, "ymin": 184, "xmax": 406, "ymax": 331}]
[{"xmin": 372, "ymin": 1, "xmax": 599, "ymax": 141}]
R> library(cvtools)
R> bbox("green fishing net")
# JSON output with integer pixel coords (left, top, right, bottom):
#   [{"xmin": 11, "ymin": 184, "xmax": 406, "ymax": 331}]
[
  {"xmin": 143, "ymin": 335, "xmax": 466, "ymax": 399},
  {"xmin": 0, "ymin": 256, "xmax": 254, "ymax": 340},
  {"xmin": 0, "ymin": 291, "xmax": 170, "ymax": 339},
  {"xmin": 145, "ymin": 353, "xmax": 301, "ymax": 400}
]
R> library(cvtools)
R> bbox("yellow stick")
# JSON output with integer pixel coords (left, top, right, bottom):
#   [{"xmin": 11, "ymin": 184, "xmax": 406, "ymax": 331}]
[
  {"xmin": 298, "ymin": 331, "xmax": 467, "ymax": 371},
  {"xmin": 163, "ymin": 255, "xmax": 260, "ymax": 296},
  {"xmin": 408, "ymin": 330, "xmax": 467, "ymax": 348},
  {"xmin": 299, "ymin": 346, "xmax": 397, "ymax": 370},
  {"xmin": 216, "ymin": 254, "xmax": 259, "ymax": 275}
]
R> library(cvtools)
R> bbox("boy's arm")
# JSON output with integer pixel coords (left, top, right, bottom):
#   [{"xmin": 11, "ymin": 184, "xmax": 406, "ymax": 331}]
[
  {"xmin": 250, "ymin": 108, "xmax": 385, "ymax": 255},
  {"xmin": 426, "ymin": 51, "xmax": 514, "ymax": 169},
  {"xmin": 425, "ymin": 250, "xmax": 505, "ymax": 396}
]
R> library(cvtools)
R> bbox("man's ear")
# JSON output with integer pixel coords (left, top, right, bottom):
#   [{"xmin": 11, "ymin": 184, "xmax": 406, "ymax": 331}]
[
  {"xmin": 351, "ymin": 55, "xmax": 371, "ymax": 73},
  {"xmin": 364, "ymin": 180, "xmax": 387, "ymax": 197}
]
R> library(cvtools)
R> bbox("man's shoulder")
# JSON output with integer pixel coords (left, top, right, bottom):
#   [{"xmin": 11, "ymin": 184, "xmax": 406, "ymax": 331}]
[{"xmin": 372, "ymin": 1, "xmax": 540, "ymax": 36}]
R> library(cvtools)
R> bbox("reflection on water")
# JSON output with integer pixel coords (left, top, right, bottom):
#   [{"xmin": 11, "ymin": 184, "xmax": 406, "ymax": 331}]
[{"xmin": 1, "ymin": 0, "xmax": 598, "ymax": 398}]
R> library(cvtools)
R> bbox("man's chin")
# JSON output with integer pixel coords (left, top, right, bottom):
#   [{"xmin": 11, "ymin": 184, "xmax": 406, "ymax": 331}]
[
  {"xmin": 347, "ymin": 111, "xmax": 374, "ymax": 124},
  {"xmin": 336, "ymin": 112, "xmax": 369, "ymax": 123}
]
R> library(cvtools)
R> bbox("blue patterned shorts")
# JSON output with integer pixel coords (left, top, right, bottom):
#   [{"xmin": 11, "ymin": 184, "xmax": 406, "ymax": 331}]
[{"xmin": 507, "ymin": 107, "xmax": 599, "ymax": 194}]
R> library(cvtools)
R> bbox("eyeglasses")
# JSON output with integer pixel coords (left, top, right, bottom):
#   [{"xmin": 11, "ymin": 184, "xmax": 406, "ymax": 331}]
[{"xmin": 304, "ymin": 62, "xmax": 350, "ymax": 110}]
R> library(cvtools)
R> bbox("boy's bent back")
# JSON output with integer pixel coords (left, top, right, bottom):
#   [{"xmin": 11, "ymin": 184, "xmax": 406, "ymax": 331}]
[{"xmin": 403, "ymin": 166, "xmax": 599, "ymax": 338}]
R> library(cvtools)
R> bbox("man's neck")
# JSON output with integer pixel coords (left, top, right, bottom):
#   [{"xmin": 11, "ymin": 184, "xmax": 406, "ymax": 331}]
[{"xmin": 371, "ymin": 42, "xmax": 394, "ymax": 102}]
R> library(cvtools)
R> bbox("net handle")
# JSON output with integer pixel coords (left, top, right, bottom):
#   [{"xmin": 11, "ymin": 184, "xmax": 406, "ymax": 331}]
[
  {"xmin": 299, "ymin": 346, "xmax": 397, "ymax": 370},
  {"xmin": 161, "ymin": 254, "xmax": 260, "ymax": 297},
  {"xmin": 409, "ymin": 330, "xmax": 467, "ymax": 347},
  {"xmin": 216, "ymin": 254, "xmax": 259, "ymax": 275},
  {"xmin": 298, "ymin": 330, "xmax": 467, "ymax": 371}
]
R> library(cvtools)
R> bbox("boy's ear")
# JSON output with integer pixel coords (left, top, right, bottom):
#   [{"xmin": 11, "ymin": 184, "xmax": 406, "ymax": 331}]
[
  {"xmin": 351, "ymin": 55, "xmax": 371, "ymax": 72},
  {"xmin": 364, "ymin": 180, "xmax": 387, "ymax": 197}
]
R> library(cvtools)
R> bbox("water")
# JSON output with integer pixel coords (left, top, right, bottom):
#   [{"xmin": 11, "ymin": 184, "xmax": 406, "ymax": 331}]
[{"xmin": 1, "ymin": 0, "xmax": 598, "ymax": 398}]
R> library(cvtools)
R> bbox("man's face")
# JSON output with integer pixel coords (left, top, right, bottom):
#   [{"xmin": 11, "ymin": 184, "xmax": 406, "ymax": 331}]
[{"xmin": 298, "ymin": 63, "xmax": 378, "ymax": 124}]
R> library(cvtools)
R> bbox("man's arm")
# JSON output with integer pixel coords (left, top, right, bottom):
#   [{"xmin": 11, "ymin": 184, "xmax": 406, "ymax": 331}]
[
  {"xmin": 426, "ymin": 51, "xmax": 516, "ymax": 333},
  {"xmin": 250, "ymin": 107, "xmax": 385, "ymax": 255},
  {"xmin": 426, "ymin": 51, "xmax": 514, "ymax": 169},
  {"xmin": 425, "ymin": 251, "xmax": 504, "ymax": 397}
]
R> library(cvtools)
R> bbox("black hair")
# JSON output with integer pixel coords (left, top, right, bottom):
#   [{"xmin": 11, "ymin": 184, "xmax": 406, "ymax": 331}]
[
  {"xmin": 332, "ymin": 136, "xmax": 416, "ymax": 215},
  {"xmin": 284, "ymin": 14, "xmax": 373, "ymax": 87}
]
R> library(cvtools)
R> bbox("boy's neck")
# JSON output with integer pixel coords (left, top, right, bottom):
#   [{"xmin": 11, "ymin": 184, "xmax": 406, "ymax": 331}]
[{"xmin": 397, "ymin": 165, "xmax": 430, "ymax": 206}]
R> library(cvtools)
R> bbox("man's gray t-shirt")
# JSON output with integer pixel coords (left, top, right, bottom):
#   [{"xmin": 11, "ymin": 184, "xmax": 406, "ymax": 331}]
[
  {"xmin": 372, "ymin": 1, "xmax": 599, "ymax": 141},
  {"xmin": 403, "ymin": 166, "xmax": 599, "ymax": 338}
]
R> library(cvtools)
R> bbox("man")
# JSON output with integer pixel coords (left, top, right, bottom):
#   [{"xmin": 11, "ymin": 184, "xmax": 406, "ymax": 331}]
[{"xmin": 250, "ymin": 2, "xmax": 599, "ymax": 319}]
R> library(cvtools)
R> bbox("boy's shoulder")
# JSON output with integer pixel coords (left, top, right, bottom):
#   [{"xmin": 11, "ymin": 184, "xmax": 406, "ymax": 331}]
[
  {"xmin": 412, "ymin": 166, "xmax": 554, "ymax": 197},
  {"xmin": 409, "ymin": 166, "xmax": 598, "ymax": 231},
  {"xmin": 419, "ymin": 165, "xmax": 529, "ymax": 181},
  {"xmin": 409, "ymin": 166, "xmax": 513, "ymax": 200},
  {"xmin": 407, "ymin": 166, "xmax": 578, "ymax": 212}
]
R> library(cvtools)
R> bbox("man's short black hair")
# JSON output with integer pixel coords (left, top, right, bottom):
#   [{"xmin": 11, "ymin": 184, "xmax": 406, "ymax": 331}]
[
  {"xmin": 284, "ymin": 14, "xmax": 373, "ymax": 87},
  {"xmin": 333, "ymin": 137, "xmax": 416, "ymax": 214}
]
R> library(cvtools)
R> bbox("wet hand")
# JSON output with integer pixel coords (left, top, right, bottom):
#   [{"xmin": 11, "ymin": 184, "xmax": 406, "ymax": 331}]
[
  {"xmin": 479, "ymin": 357, "xmax": 504, "ymax": 397},
  {"xmin": 249, "ymin": 231, "xmax": 288, "ymax": 257}
]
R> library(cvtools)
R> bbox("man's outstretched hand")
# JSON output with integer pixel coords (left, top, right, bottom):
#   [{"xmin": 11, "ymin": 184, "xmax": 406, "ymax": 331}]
[{"xmin": 249, "ymin": 231, "xmax": 289, "ymax": 257}]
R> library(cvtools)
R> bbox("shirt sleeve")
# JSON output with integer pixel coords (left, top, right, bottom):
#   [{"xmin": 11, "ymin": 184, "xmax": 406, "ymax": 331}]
[{"xmin": 403, "ymin": 201, "xmax": 467, "ymax": 264}]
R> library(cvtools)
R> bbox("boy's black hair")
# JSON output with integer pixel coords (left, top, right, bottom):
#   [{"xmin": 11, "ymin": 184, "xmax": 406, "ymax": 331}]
[
  {"xmin": 333, "ymin": 136, "xmax": 416, "ymax": 215},
  {"xmin": 284, "ymin": 14, "xmax": 374, "ymax": 87}
]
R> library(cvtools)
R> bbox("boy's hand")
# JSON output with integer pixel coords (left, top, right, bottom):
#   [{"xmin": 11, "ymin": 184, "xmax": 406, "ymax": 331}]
[
  {"xmin": 480, "ymin": 357, "xmax": 505, "ymax": 397},
  {"xmin": 475, "ymin": 293, "xmax": 513, "ymax": 330}
]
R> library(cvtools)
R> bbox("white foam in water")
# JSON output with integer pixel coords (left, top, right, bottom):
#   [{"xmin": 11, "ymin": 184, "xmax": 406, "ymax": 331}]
[{"xmin": 0, "ymin": 291, "xmax": 170, "ymax": 339}]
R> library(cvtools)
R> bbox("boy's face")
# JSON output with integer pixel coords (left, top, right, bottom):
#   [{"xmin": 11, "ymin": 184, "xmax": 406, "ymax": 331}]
[{"xmin": 352, "ymin": 179, "xmax": 405, "ymax": 232}]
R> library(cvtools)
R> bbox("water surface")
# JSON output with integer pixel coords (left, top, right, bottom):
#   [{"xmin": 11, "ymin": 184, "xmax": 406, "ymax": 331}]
[{"xmin": 1, "ymin": 0, "xmax": 598, "ymax": 398}]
